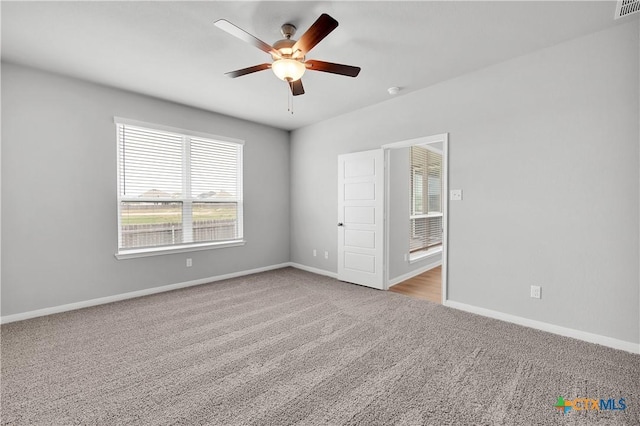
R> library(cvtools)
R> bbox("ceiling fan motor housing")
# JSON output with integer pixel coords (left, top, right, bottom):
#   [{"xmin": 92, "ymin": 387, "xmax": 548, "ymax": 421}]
[{"xmin": 272, "ymin": 38, "xmax": 304, "ymax": 61}]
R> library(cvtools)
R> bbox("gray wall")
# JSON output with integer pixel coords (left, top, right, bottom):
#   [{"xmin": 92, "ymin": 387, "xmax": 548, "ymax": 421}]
[
  {"xmin": 290, "ymin": 22, "xmax": 639, "ymax": 343},
  {"xmin": 1, "ymin": 62, "xmax": 290, "ymax": 316}
]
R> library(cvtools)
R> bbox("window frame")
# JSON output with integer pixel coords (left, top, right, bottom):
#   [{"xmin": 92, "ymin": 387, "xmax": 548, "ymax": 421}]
[{"xmin": 114, "ymin": 117, "xmax": 245, "ymax": 259}]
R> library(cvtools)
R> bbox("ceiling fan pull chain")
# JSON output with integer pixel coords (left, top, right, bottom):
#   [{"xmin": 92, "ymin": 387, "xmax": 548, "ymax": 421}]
[
  {"xmin": 287, "ymin": 84, "xmax": 294, "ymax": 115},
  {"xmin": 287, "ymin": 84, "xmax": 290, "ymax": 113}
]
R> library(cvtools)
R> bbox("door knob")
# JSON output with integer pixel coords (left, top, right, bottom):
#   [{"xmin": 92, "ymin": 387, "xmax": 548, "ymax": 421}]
[{"xmin": 337, "ymin": 223, "xmax": 344, "ymax": 227}]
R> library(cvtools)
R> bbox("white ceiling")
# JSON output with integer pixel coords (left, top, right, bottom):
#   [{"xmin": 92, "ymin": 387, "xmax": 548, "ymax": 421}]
[{"xmin": 1, "ymin": 1, "xmax": 631, "ymax": 131}]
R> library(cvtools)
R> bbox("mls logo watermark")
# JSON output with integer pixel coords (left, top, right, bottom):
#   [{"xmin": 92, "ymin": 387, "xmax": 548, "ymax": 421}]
[{"xmin": 554, "ymin": 396, "xmax": 627, "ymax": 415}]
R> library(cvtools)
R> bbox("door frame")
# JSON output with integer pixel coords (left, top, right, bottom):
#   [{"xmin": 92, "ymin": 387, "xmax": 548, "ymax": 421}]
[{"xmin": 381, "ymin": 133, "xmax": 449, "ymax": 303}]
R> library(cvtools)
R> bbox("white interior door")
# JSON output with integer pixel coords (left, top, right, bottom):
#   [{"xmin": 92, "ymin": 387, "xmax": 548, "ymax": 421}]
[{"xmin": 337, "ymin": 149, "xmax": 384, "ymax": 289}]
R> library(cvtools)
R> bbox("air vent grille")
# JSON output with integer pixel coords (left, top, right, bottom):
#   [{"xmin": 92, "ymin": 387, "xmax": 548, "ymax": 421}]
[{"xmin": 615, "ymin": 0, "xmax": 640, "ymax": 19}]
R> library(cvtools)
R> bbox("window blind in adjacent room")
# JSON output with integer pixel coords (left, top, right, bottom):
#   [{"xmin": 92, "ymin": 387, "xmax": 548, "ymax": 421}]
[{"xmin": 410, "ymin": 145, "xmax": 443, "ymax": 253}]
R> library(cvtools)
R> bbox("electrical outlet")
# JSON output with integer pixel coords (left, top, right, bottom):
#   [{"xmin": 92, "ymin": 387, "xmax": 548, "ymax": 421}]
[
  {"xmin": 313, "ymin": 249, "xmax": 317, "ymax": 257},
  {"xmin": 324, "ymin": 251, "xmax": 329, "ymax": 259},
  {"xmin": 530, "ymin": 285, "xmax": 541, "ymax": 299},
  {"xmin": 186, "ymin": 258, "xmax": 192, "ymax": 267}
]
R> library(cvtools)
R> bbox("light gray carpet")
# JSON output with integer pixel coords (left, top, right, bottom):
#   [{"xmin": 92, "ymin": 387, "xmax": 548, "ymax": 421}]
[{"xmin": 1, "ymin": 267, "xmax": 639, "ymax": 425}]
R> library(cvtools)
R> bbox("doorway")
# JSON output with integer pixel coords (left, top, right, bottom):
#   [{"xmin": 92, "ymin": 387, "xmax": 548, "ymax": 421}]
[{"xmin": 382, "ymin": 133, "xmax": 448, "ymax": 304}]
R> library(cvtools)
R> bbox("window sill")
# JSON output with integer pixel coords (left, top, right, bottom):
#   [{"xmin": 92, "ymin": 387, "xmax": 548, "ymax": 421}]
[
  {"xmin": 409, "ymin": 246, "xmax": 442, "ymax": 264},
  {"xmin": 115, "ymin": 240, "xmax": 245, "ymax": 260}
]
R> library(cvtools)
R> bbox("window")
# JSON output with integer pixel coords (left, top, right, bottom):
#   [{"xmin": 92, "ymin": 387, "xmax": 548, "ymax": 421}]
[
  {"xmin": 410, "ymin": 145, "xmax": 442, "ymax": 254},
  {"xmin": 115, "ymin": 118, "xmax": 243, "ymax": 257}
]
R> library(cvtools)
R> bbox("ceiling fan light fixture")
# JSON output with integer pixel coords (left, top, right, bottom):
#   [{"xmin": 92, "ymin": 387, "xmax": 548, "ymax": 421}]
[
  {"xmin": 272, "ymin": 58, "xmax": 306, "ymax": 82},
  {"xmin": 215, "ymin": 13, "xmax": 359, "ymax": 97}
]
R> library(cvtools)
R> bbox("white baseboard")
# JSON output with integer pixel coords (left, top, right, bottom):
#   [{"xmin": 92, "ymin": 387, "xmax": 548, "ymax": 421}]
[
  {"xmin": 288, "ymin": 262, "xmax": 338, "ymax": 279},
  {"xmin": 444, "ymin": 300, "xmax": 640, "ymax": 355},
  {"xmin": 0, "ymin": 262, "xmax": 291, "ymax": 324},
  {"xmin": 387, "ymin": 260, "xmax": 442, "ymax": 288}
]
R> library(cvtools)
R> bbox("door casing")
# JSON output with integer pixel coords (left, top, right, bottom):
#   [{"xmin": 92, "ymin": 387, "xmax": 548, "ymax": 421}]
[{"xmin": 382, "ymin": 133, "xmax": 449, "ymax": 303}]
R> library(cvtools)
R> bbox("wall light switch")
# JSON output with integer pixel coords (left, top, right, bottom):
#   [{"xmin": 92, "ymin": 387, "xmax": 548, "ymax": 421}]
[
  {"xmin": 450, "ymin": 189, "xmax": 463, "ymax": 201},
  {"xmin": 324, "ymin": 251, "xmax": 329, "ymax": 259},
  {"xmin": 186, "ymin": 258, "xmax": 192, "ymax": 267}
]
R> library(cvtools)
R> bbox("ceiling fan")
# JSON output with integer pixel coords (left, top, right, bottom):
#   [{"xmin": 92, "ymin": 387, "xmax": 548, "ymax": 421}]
[{"xmin": 214, "ymin": 13, "xmax": 361, "ymax": 96}]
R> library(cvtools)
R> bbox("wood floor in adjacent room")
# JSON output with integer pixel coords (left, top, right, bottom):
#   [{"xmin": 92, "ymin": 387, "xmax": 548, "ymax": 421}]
[{"xmin": 389, "ymin": 265, "xmax": 442, "ymax": 304}]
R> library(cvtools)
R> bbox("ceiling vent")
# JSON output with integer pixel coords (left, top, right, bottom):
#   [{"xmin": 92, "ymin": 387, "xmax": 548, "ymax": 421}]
[{"xmin": 615, "ymin": 0, "xmax": 640, "ymax": 19}]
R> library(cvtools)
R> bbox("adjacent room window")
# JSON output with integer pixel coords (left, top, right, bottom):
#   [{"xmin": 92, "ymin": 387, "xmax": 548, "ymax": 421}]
[
  {"xmin": 115, "ymin": 118, "xmax": 243, "ymax": 256},
  {"xmin": 410, "ymin": 145, "xmax": 442, "ymax": 256}
]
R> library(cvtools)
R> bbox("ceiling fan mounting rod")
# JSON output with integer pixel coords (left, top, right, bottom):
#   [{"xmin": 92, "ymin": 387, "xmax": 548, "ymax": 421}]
[{"xmin": 280, "ymin": 23, "xmax": 296, "ymax": 39}]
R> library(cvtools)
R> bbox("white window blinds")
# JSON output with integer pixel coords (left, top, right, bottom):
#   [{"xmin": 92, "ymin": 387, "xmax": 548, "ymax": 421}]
[
  {"xmin": 119, "ymin": 126, "xmax": 183, "ymax": 198},
  {"xmin": 410, "ymin": 146, "xmax": 442, "ymax": 253},
  {"xmin": 116, "ymin": 119, "xmax": 243, "ymax": 253},
  {"xmin": 190, "ymin": 137, "xmax": 240, "ymax": 200}
]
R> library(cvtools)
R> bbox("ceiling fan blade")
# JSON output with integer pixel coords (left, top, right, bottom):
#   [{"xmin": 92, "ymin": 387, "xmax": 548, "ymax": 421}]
[
  {"xmin": 289, "ymin": 79, "xmax": 305, "ymax": 96},
  {"xmin": 225, "ymin": 64, "xmax": 271, "ymax": 78},
  {"xmin": 305, "ymin": 60, "xmax": 361, "ymax": 77},
  {"xmin": 214, "ymin": 19, "xmax": 281, "ymax": 58},
  {"xmin": 292, "ymin": 14, "xmax": 338, "ymax": 55}
]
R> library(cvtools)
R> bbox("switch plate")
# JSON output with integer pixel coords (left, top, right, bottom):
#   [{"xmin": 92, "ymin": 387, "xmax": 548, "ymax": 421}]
[
  {"xmin": 313, "ymin": 249, "xmax": 317, "ymax": 257},
  {"xmin": 450, "ymin": 189, "xmax": 463, "ymax": 201},
  {"xmin": 324, "ymin": 251, "xmax": 329, "ymax": 259},
  {"xmin": 186, "ymin": 258, "xmax": 192, "ymax": 267},
  {"xmin": 530, "ymin": 285, "xmax": 541, "ymax": 299}
]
